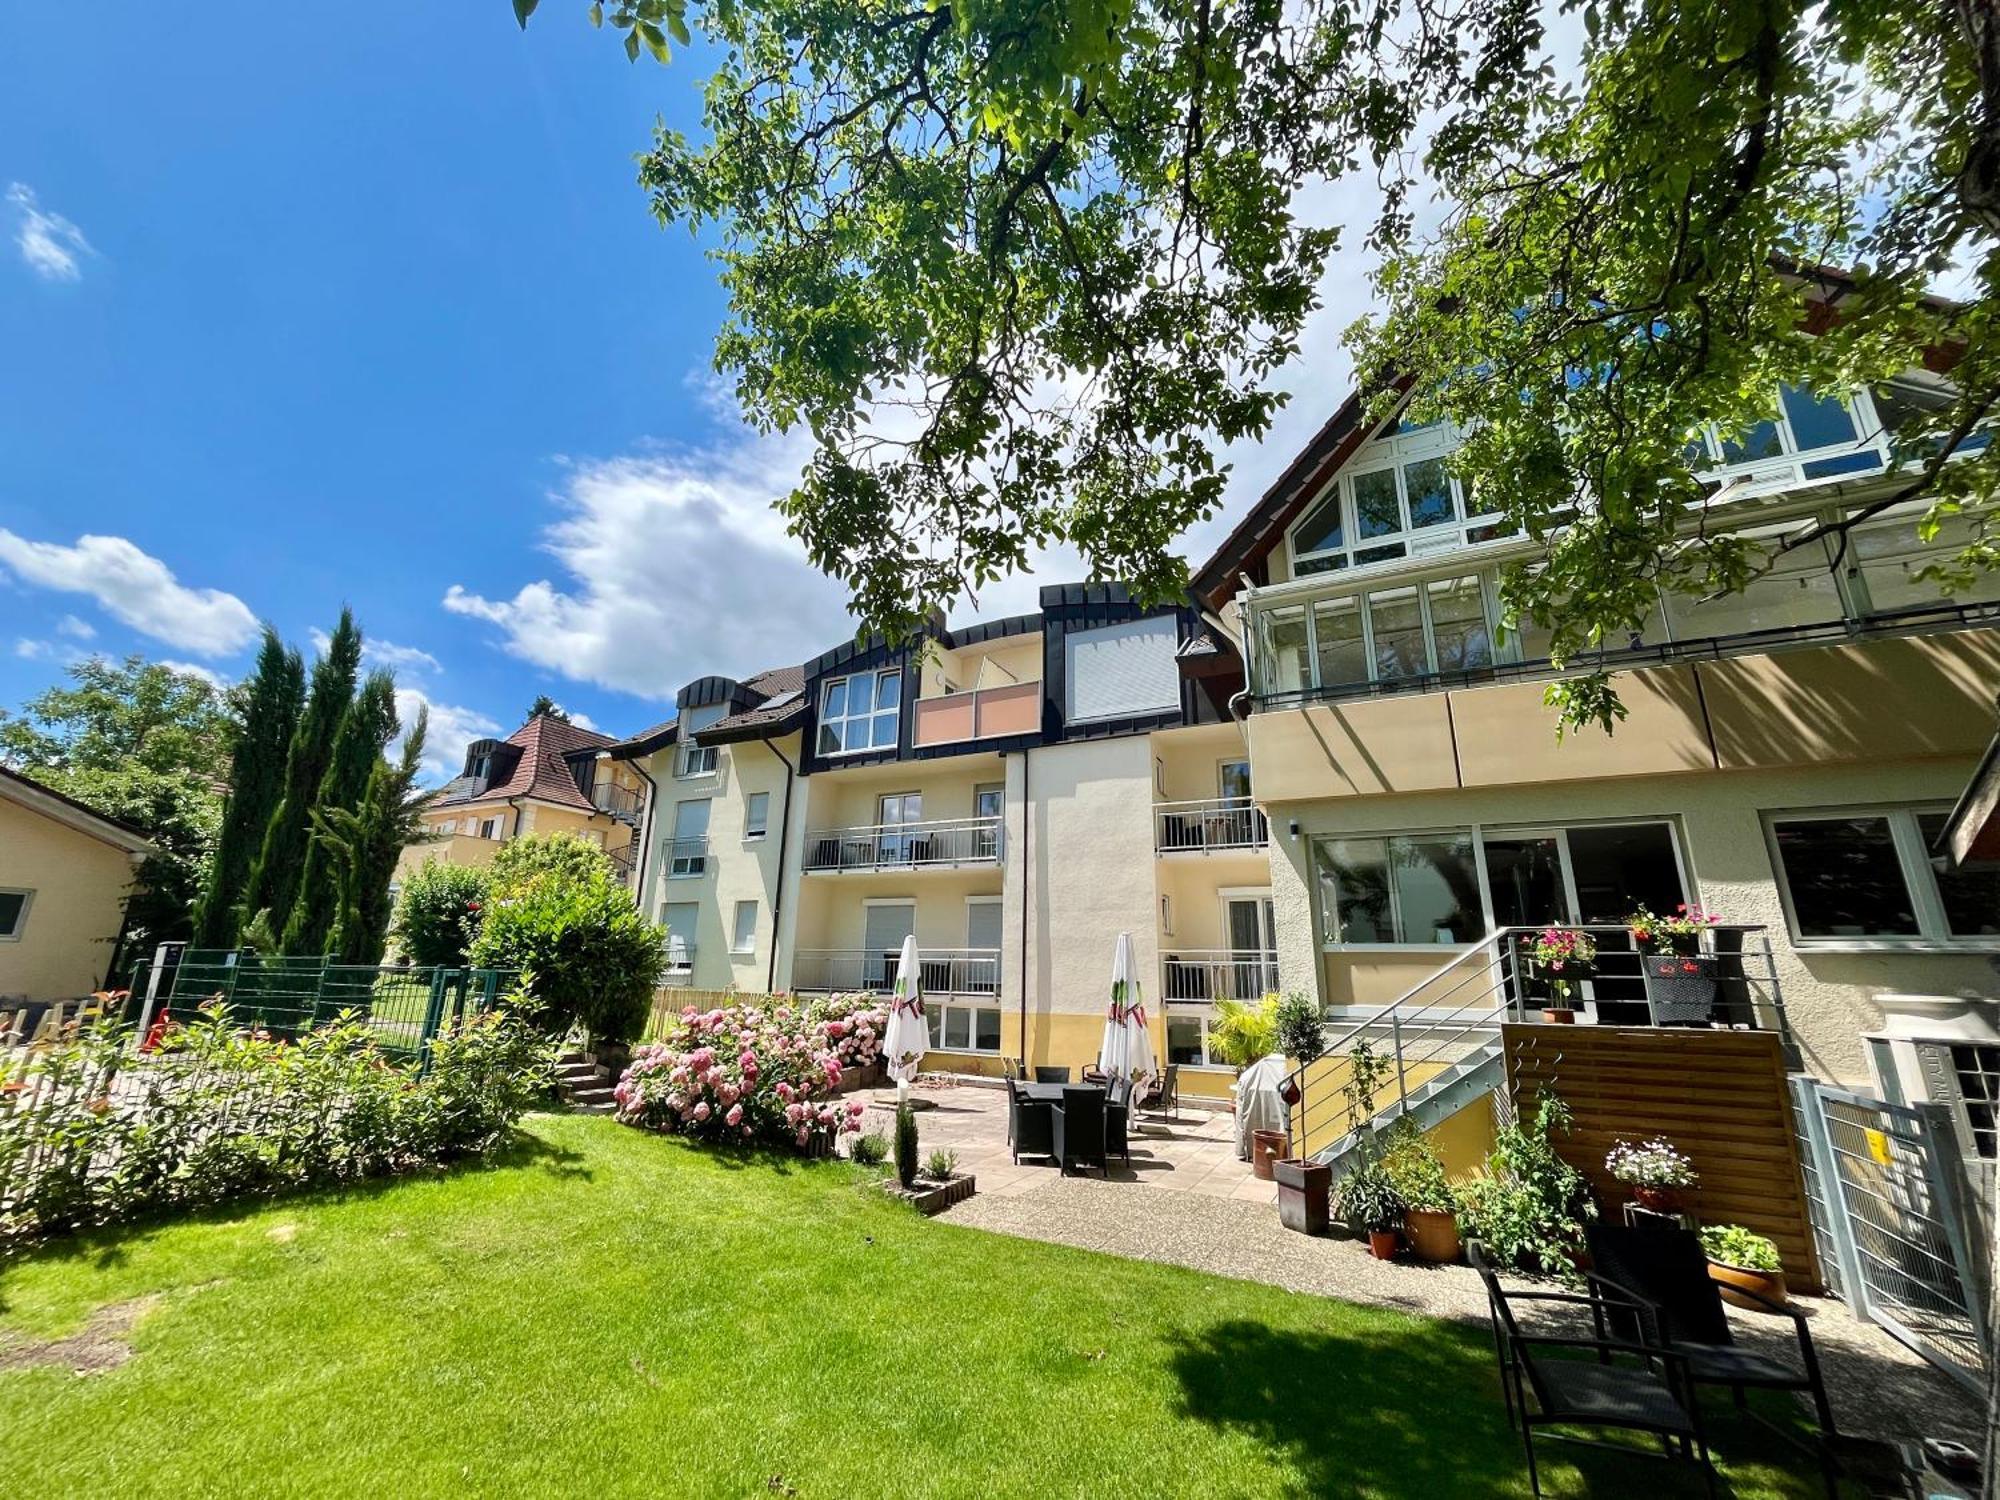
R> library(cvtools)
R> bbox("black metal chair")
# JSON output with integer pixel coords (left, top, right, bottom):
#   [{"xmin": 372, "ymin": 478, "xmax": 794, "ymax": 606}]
[
  {"xmin": 1034, "ymin": 1066, "xmax": 1071, "ymax": 1085},
  {"xmin": 1142, "ymin": 1063, "xmax": 1180, "ymax": 1122},
  {"xmin": 1468, "ymin": 1242, "xmax": 1715, "ymax": 1498},
  {"xmin": 1050, "ymin": 1086, "xmax": 1107, "ymax": 1176},
  {"xmin": 1105, "ymin": 1078, "xmax": 1133, "ymax": 1165},
  {"xmin": 1584, "ymin": 1224, "xmax": 1839, "ymax": 1495},
  {"xmin": 1006, "ymin": 1079, "xmax": 1054, "ymax": 1164}
]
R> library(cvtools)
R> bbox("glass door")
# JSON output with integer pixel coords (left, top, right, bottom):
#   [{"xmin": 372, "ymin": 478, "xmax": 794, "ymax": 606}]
[
  {"xmin": 1223, "ymin": 892, "xmax": 1277, "ymax": 1003},
  {"xmin": 877, "ymin": 792, "xmax": 922, "ymax": 864},
  {"xmin": 1480, "ymin": 831, "xmax": 1585, "ymax": 1016}
]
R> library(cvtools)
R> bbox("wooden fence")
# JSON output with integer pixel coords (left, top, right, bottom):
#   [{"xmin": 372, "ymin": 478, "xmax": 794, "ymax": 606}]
[{"xmin": 1502, "ymin": 1023, "xmax": 1823, "ymax": 1293}]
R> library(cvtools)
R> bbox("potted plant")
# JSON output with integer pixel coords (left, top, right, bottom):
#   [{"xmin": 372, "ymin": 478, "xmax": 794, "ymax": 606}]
[
  {"xmin": 1382, "ymin": 1120, "xmax": 1462, "ymax": 1264},
  {"xmin": 1528, "ymin": 926, "xmax": 1596, "ymax": 1022},
  {"xmin": 1209, "ymin": 995, "xmax": 1280, "ymax": 1072},
  {"xmin": 1336, "ymin": 1153, "xmax": 1407, "ymax": 1259},
  {"xmin": 1627, "ymin": 903, "xmax": 1719, "ymax": 957},
  {"xmin": 1273, "ymin": 1155, "xmax": 1332, "ymax": 1235},
  {"xmin": 1628, "ymin": 905, "xmax": 1723, "ymax": 1023},
  {"xmin": 1605, "ymin": 1136, "xmax": 1698, "ymax": 1213},
  {"xmin": 1699, "ymin": 1224, "xmax": 1787, "ymax": 1310}
]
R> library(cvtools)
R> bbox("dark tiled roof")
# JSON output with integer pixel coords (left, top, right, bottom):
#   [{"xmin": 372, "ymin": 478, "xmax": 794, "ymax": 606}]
[{"xmin": 433, "ymin": 715, "xmax": 615, "ymax": 812}]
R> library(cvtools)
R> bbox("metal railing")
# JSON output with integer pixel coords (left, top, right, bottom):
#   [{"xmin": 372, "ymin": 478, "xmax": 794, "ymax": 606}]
[
  {"xmin": 590, "ymin": 780, "xmax": 646, "ymax": 823},
  {"xmin": 661, "ymin": 941, "xmax": 696, "ymax": 986},
  {"xmin": 1161, "ymin": 949, "xmax": 1280, "ymax": 1003},
  {"xmin": 791, "ymin": 947, "xmax": 1001, "ymax": 996},
  {"xmin": 1154, "ymin": 797, "xmax": 1269, "ymax": 854},
  {"xmin": 605, "ymin": 840, "xmax": 638, "ymax": 884},
  {"xmin": 801, "ymin": 816, "xmax": 1002, "ymax": 873},
  {"xmin": 665, "ymin": 836, "xmax": 711, "ymax": 878},
  {"xmin": 1282, "ymin": 925, "xmax": 1789, "ymax": 1164}
]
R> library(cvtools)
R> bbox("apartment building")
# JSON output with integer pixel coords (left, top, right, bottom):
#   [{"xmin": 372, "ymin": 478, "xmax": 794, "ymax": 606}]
[
  {"xmin": 1199, "ymin": 368, "xmax": 2000, "ymax": 1085},
  {"xmin": 396, "ymin": 712, "xmax": 648, "ymax": 887},
  {"xmin": 605, "ymin": 586, "xmax": 1263, "ymax": 1100}
]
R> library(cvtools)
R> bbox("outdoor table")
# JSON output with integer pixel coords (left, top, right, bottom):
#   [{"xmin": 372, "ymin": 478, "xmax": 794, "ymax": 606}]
[{"xmin": 1018, "ymin": 1081, "xmax": 1103, "ymax": 1105}]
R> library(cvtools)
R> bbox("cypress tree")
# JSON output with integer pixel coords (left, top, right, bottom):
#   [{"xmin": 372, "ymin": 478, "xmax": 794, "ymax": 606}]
[
  {"xmin": 191, "ymin": 628, "xmax": 304, "ymax": 949},
  {"xmin": 239, "ymin": 610, "xmax": 362, "ymax": 944},
  {"xmin": 282, "ymin": 669, "xmax": 399, "ymax": 955},
  {"xmin": 320, "ymin": 706, "xmax": 431, "ymax": 967}
]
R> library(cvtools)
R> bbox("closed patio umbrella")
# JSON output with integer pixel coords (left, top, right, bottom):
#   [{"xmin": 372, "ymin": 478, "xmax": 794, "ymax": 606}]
[
  {"xmin": 1097, "ymin": 932, "xmax": 1157, "ymax": 1089},
  {"xmin": 883, "ymin": 934, "xmax": 927, "ymax": 1102}
]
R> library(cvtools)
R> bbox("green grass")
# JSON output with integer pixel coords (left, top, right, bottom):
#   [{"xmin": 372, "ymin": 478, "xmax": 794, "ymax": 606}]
[{"xmin": 0, "ymin": 1114, "xmax": 1844, "ymax": 1498}]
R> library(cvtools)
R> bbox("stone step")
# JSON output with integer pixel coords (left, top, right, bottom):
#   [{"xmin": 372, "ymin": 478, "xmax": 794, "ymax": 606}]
[{"xmin": 570, "ymin": 1100, "xmax": 617, "ymax": 1116}]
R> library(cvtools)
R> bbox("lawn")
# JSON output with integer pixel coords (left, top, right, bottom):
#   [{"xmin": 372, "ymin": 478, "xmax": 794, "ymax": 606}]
[{"xmin": 0, "ymin": 1113, "xmax": 1842, "ymax": 1498}]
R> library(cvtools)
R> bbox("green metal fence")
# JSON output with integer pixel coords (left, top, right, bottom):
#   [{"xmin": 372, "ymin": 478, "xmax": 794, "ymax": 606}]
[{"xmin": 124, "ymin": 950, "xmax": 517, "ymax": 1063}]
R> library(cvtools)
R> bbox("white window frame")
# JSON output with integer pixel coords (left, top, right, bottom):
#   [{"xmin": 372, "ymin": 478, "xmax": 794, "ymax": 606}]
[
  {"xmin": 1163, "ymin": 1005, "xmax": 1229, "ymax": 1071},
  {"xmin": 479, "ymin": 817, "xmax": 501, "ymax": 840},
  {"xmin": 1285, "ymin": 421, "xmax": 1509, "ymax": 579},
  {"xmin": 0, "ymin": 887, "xmax": 32, "ymax": 942},
  {"xmin": 675, "ymin": 704, "xmax": 725, "ymax": 779},
  {"xmin": 1762, "ymin": 803, "xmax": 2000, "ymax": 951},
  {"xmin": 1262, "ymin": 569, "xmax": 1505, "ymax": 697},
  {"xmin": 925, "ymin": 1000, "xmax": 1004, "ymax": 1055},
  {"xmin": 743, "ymin": 791, "xmax": 770, "ymax": 841},
  {"xmin": 816, "ymin": 668, "xmax": 903, "ymax": 758},
  {"xmin": 729, "ymin": 900, "xmax": 758, "ymax": 955}
]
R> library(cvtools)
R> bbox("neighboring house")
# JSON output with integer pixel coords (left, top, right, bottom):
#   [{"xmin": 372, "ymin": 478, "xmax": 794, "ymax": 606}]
[
  {"xmin": 397, "ymin": 713, "xmax": 648, "ymax": 890},
  {"xmin": 604, "ymin": 586, "xmax": 1261, "ymax": 1100},
  {"xmin": 1197, "ymin": 352, "xmax": 2000, "ymax": 1092},
  {"xmin": 0, "ymin": 765, "xmax": 155, "ymax": 1002}
]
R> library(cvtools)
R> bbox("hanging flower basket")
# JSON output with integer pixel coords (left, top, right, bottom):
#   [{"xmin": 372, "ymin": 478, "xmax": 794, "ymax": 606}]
[{"xmin": 1642, "ymin": 954, "xmax": 1719, "ymax": 1024}]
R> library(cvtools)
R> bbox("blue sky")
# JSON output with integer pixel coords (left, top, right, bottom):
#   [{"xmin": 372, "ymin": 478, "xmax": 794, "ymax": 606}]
[{"xmin": 0, "ymin": 5, "xmax": 1379, "ymax": 779}]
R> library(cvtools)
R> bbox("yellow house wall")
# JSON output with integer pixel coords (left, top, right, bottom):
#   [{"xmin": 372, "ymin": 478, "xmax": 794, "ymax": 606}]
[
  {"xmin": 0, "ymin": 798, "xmax": 137, "ymax": 1001},
  {"xmin": 1148, "ymin": 721, "xmax": 1253, "ymax": 804},
  {"xmin": 920, "ymin": 636, "xmax": 1044, "ymax": 697},
  {"xmin": 804, "ymin": 755, "xmax": 1008, "ymax": 831}
]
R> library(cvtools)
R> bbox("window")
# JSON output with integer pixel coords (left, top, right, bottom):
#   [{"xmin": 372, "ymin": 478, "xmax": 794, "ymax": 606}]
[
  {"xmin": 743, "ymin": 791, "xmax": 770, "ymax": 840},
  {"xmin": 1315, "ymin": 832, "xmax": 1482, "ymax": 945},
  {"xmin": 669, "ymin": 799, "xmax": 711, "ymax": 877},
  {"xmin": 479, "ymin": 817, "xmax": 501, "ymax": 840},
  {"xmin": 1658, "ymin": 531, "xmax": 1845, "ymax": 642},
  {"xmin": 817, "ymin": 668, "xmax": 903, "ymax": 756},
  {"xmin": 1951, "ymin": 1044, "xmax": 2000, "ymax": 1159},
  {"xmin": 1276, "ymin": 575, "xmax": 1498, "ymax": 695},
  {"xmin": 1767, "ymin": 806, "xmax": 2000, "ymax": 946},
  {"xmin": 661, "ymin": 902, "xmax": 697, "ymax": 976},
  {"xmin": 1694, "ymin": 385, "xmax": 1886, "ymax": 484},
  {"xmin": 1870, "ymin": 376, "xmax": 1994, "ymax": 456},
  {"xmin": 730, "ymin": 900, "xmax": 758, "ymax": 954},
  {"xmin": 1850, "ymin": 511, "xmax": 2000, "ymax": 614},
  {"xmin": 1166, "ymin": 1010, "xmax": 1217, "ymax": 1067},
  {"xmin": 0, "ymin": 888, "xmax": 30, "ymax": 941},
  {"xmin": 925, "ymin": 1001, "xmax": 1003, "ymax": 1053},
  {"xmin": 1218, "ymin": 760, "xmax": 1252, "ymax": 802},
  {"xmin": 1288, "ymin": 435, "xmax": 1504, "ymax": 578},
  {"xmin": 676, "ymin": 703, "xmax": 724, "ymax": 778},
  {"xmin": 1064, "ymin": 615, "xmax": 1181, "ymax": 722},
  {"xmin": 1160, "ymin": 893, "xmax": 1174, "ymax": 936}
]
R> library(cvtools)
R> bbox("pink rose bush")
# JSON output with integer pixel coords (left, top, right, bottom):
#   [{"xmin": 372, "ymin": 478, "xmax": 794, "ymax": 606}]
[{"xmin": 613, "ymin": 994, "xmax": 884, "ymax": 1151}]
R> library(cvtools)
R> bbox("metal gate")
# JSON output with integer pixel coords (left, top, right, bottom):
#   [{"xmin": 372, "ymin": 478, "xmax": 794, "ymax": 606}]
[{"xmin": 1793, "ymin": 1077, "xmax": 1989, "ymax": 1393}]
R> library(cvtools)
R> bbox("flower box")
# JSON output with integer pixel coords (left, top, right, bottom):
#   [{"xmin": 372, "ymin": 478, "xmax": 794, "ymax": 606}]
[
  {"xmin": 882, "ymin": 1172, "xmax": 976, "ymax": 1216},
  {"xmin": 1642, "ymin": 955, "xmax": 1718, "ymax": 1024}
]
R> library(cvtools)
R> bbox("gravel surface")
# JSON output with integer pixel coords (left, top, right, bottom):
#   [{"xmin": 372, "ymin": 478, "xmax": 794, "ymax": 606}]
[{"xmin": 944, "ymin": 1174, "xmax": 1984, "ymax": 1447}]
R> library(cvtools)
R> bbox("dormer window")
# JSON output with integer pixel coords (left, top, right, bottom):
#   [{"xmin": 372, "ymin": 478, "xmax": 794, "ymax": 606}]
[
  {"xmin": 817, "ymin": 668, "xmax": 901, "ymax": 756},
  {"xmin": 1289, "ymin": 425, "xmax": 1507, "ymax": 578}
]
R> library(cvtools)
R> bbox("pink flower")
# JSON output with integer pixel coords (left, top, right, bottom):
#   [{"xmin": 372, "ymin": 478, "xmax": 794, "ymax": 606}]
[
  {"xmin": 786, "ymin": 1103, "xmax": 805, "ymax": 1125},
  {"xmin": 692, "ymin": 1100, "xmax": 711, "ymax": 1122},
  {"xmin": 775, "ymin": 1080, "xmax": 795, "ymax": 1102},
  {"xmin": 725, "ymin": 1103, "xmax": 744, "ymax": 1127}
]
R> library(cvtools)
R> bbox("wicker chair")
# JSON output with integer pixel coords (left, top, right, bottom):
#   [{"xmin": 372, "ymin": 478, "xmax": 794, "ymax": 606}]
[
  {"xmin": 1142, "ymin": 1063, "xmax": 1180, "ymax": 1122},
  {"xmin": 1050, "ymin": 1086, "xmax": 1107, "ymax": 1176},
  {"xmin": 1034, "ymin": 1065, "xmax": 1071, "ymax": 1085},
  {"xmin": 1104, "ymin": 1077, "xmax": 1133, "ymax": 1165},
  {"xmin": 1006, "ymin": 1079, "xmax": 1055, "ymax": 1164},
  {"xmin": 1584, "ymin": 1224, "xmax": 1839, "ymax": 1496},
  {"xmin": 1469, "ymin": 1242, "xmax": 1715, "ymax": 1499}
]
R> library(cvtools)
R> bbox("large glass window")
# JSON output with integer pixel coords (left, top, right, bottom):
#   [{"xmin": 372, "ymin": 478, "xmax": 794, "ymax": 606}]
[
  {"xmin": 1312, "ymin": 596, "xmax": 1367, "ymax": 687},
  {"xmin": 1288, "ymin": 434, "xmax": 1499, "ymax": 577},
  {"xmin": 1270, "ymin": 574, "xmax": 1496, "ymax": 696},
  {"xmin": 1851, "ymin": 513, "xmax": 2000, "ymax": 614},
  {"xmin": 1258, "ymin": 605, "xmax": 1310, "ymax": 695},
  {"xmin": 816, "ymin": 668, "xmax": 902, "ymax": 756},
  {"xmin": 0, "ymin": 889, "xmax": 29, "ymax": 940},
  {"xmin": 1368, "ymin": 589, "xmax": 1428, "ymax": 680},
  {"xmin": 1768, "ymin": 807, "xmax": 2000, "ymax": 945},
  {"xmin": 1315, "ymin": 832, "xmax": 1482, "ymax": 945},
  {"xmin": 1660, "ymin": 532, "xmax": 1844, "ymax": 642},
  {"xmin": 1427, "ymin": 575, "xmax": 1494, "ymax": 671}
]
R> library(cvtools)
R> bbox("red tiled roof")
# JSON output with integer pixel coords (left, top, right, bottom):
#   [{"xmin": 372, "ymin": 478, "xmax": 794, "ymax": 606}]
[{"xmin": 436, "ymin": 714, "xmax": 616, "ymax": 812}]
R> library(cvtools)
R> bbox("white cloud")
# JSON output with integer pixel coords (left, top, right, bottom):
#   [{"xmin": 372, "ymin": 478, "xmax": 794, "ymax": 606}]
[
  {"xmin": 311, "ymin": 627, "xmax": 442, "ymax": 676},
  {"xmin": 6, "ymin": 182, "xmax": 94, "ymax": 283},
  {"xmin": 445, "ymin": 428, "xmax": 853, "ymax": 700},
  {"xmin": 0, "ymin": 531, "xmax": 258, "ymax": 656},
  {"xmin": 55, "ymin": 614, "xmax": 95, "ymax": 640},
  {"xmin": 14, "ymin": 638, "xmax": 52, "ymax": 660},
  {"xmin": 395, "ymin": 687, "xmax": 503, "ymax": 784},
  {"xmin": 565, "ymin": 708, "xmax": 599, "ymax": 731},
  {"xmin": 160, "ymin": 660, "xmax": 233, "ymax": 691}
]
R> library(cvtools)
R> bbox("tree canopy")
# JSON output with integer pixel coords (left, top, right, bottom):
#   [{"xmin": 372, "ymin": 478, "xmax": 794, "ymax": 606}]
[{"xmin": 526, "ymin": 0, "xmax": 1996, "ymax": 729}]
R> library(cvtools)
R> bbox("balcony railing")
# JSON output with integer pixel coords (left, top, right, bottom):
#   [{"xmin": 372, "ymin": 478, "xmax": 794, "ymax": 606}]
[
  {"xmin": 911, "ymin": 681, "xmax": 1041, "ymax": 747},
  {"xmin": 1161, "ymin": 949, "xmax": 1280, "ymax": 1004},
  {"xmin": 802, "ymin": 816, "xmax": 1002, "ymax": 873},
  {"xmin": 666, "ymin": 837, "xmax": 711, "ymax": 878},
  {"xmin": 590, "ymin": 781, "xmax": 646, "ymax": 823},
  {"xmin": 791, "ymin": 948, "xmax": 1001, "ymax": 996},
  {"xmin": 606, "ymin": 840, "xmax": 638, "ymax": 885},
  {"xmin": 1154, "ymin": 797, "xmax": 1269, "ymax": 854},
  {"xmin": 661, "ymin": 940, "xmax": 696, "ymax": 986}
]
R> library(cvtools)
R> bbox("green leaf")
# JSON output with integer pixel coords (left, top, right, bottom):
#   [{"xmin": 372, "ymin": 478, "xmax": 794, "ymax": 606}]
[
  {"xmin": 511, "ymin": 0, "xmax": 540, "ymax": 30},
  {"xmin": 666, "ymin": 9, "xmax": 691, "ymax": 46},
  {"xmin": 637, "ymin": 19, "xmax": 671, "ymax": 62},
  {"xmin": 588, "ymin": 1, "xmax": 603, "ymax": 26},
  {"xmin": 623, "ymin": 25, "xmax": 641, "ymax": 61}
]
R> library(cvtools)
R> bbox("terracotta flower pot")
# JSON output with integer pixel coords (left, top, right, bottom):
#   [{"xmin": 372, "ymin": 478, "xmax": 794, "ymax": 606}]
[
  {"xmin": 1251, "ymin": 1129, "xmax": 1289, "ymax": 1181},
  {"xmin": 1633, "ymin": 1184, "xmax": 1682, "ymax": 1213},
  {"xmin": 1708, "ymin": 1259, "xmax": 1788, "ymax": 1311},
  {"xmin": 1541, "ymin": 1007, "xmax": 1577, "ymax": 1025},
  {"xmin": 1403, "ymin": 1208, "xmax": 1463, "ymax": 1264},
  {"xmin": 1367, "ymin": 1229, "xmax": 1400, "ymax": 1261}
]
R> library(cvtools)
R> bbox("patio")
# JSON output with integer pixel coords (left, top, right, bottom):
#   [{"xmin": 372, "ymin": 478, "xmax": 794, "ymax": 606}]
[{"xmin": 856, "ymin": 1076, "xmax": 1271, "ymax": 1203}]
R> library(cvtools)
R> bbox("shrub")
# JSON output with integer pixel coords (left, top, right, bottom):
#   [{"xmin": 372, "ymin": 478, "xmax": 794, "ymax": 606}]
[
  {"xmin": 0, "ymin": 1002, "xmax": 552, "ymax": 1251},
  {"xmin": 1455, "ymin": 1091, "xmax": 1596, "ymax": 1277},
  {"xmin": 469, "ymin": 860, "xmax": 666, "ymax": 1044},
  {"xmin": 895, "ymin": 1101, "xmax": 919, "ymax": 1187},
  {"xmin": 1335, "ymin": 1153, "xmax": 1405, "ymax": 1233},
  {"xmin": 487, "ymin": 831, "xmax": 615, "ymax": 894},
  {"xmin": 850, "ymin": 1131, "xmax": 888, "ymax": 1167},
  {"xmin": 925, "ymin": 1147, "xmax": 957, "ymax": 1181},
  {"xmin": 1380, "ymin": 1119, "xmax": 1457, "ymax": 1214},
  {"xmin": 391, "ymin": 861, "xmax": 490, "ymax": 968},
  {"xmin": 1208, "ymin": 995, "xmax": 1280, "ymax": 1067},
  {"xmin": 614, "ymin": 999, "xmax": 871, "ymax": 1150},
  {"xmin": 1273, "ymin": 992, "xmax": 1326, "ymax": 1067},
  {"xmin": 1700, "ymin": 1223, "xmax": 1782, "ymax": 1272}
]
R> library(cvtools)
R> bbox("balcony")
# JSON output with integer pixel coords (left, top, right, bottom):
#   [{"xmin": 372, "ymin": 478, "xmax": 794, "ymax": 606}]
[
  {"xmin": 665, "ymin": 836, "xmax": 711, "ymax": 878},
  {"xmin": 1154, "ymin": 797, "xmax": 1269, "ymax": 854},
  {"xmin": 802, "ymin": 816, "xmax": 1002, "ymax": 874},
  {"xmin": 791, "ymin": 948, "xmax": 1001, "ymax": 997},
  {"xmin": 606, "ymin": 840, "xmax": 638, "ymax": 886},
  {"xmin": 590, "ymin": 781, "xmax": 646, "ymax": 824},
  {"xmin": 661, "ymin": 939, "xmax": 696, "ymax": 986},
  {"xmin": 1162, "ymin": 949, "xmax": 1280, "ymax": 1004},
  {"xmin": 911, "ymin": 681, "xmax": 1041, "ymax": 748}
]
